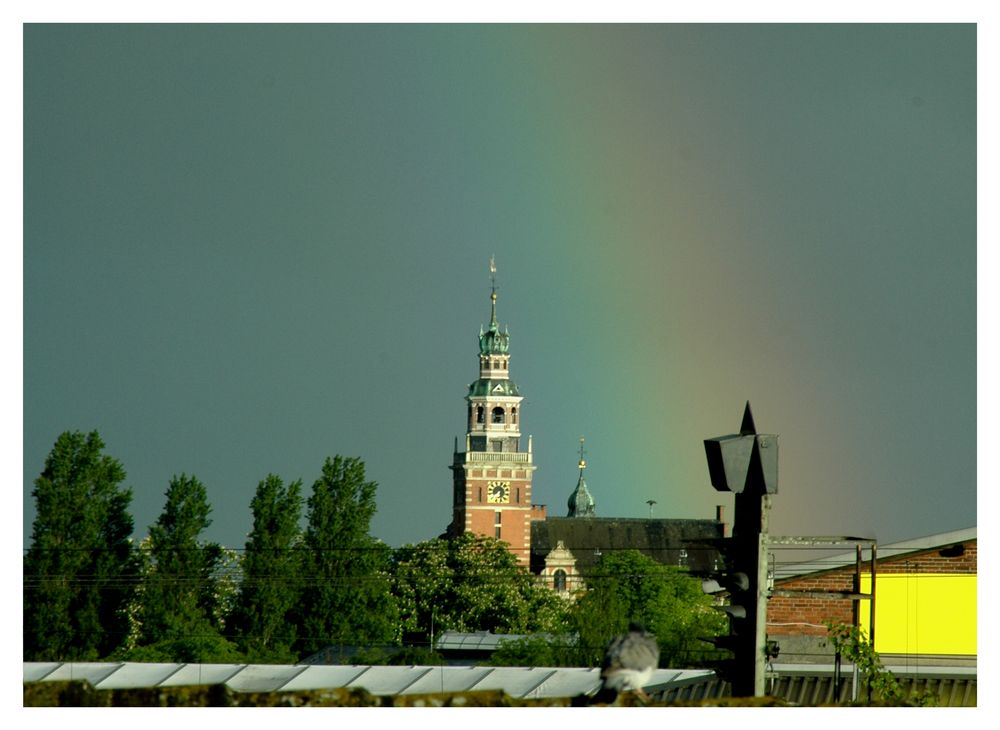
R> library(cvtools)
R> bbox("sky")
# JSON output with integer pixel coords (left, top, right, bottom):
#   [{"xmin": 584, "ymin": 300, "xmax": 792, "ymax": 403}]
[{"xmin": 22, "ymin": 23, "xmax": 977, "ymax": 553}]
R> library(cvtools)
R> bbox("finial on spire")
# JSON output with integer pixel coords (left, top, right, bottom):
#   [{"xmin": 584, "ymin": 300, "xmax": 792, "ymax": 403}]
[
  {"xmin": 489, "ymin": 255, "xmax": 498, "ymax": 328},
  {"xmin": 578, "ymin": 437, "xmax": 587, "ymax": 470}
]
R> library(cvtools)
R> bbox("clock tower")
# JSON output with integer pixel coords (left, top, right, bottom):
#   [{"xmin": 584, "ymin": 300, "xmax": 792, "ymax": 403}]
[{"xmin": 448, "ymin": 259, "xmax": 536, "ymax": 566}]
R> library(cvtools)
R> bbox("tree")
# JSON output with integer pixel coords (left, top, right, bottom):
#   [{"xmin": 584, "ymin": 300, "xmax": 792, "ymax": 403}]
[
  {"xmin": 570, "ymin": 550, "xmax": 727, "ymax": 667},
  {"xmin": 24, "ymin": 430, "xmax": 138, "ymax": 660},
  {"xmin": 294, "ymin": 456, "xmax": 398, "ymax": 656},
  {"xmin": 488, "ymin": 635, "xmax": 576, "ymax": 667},
  {"xmin": 124, "ymin": 474, "xmax": 240, "ymax": 662},
  {"xmin": 230, "ymin": 474, "xmax": 303, "ymax": 662},
  {"xmin": 392, "ymin": 532, "xmax": 571, "ymax": 642}
]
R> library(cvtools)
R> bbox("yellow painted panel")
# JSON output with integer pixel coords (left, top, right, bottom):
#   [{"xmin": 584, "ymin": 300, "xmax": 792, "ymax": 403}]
[{"xmin": 857, "ymin": 574, "xmax": 976, "ymax": 655}]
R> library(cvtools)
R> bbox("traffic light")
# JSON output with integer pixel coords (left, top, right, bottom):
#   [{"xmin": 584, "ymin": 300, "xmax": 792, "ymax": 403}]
[{"xmin": 699, "ymin": 536, "xmax": 761, "ymax": 695}]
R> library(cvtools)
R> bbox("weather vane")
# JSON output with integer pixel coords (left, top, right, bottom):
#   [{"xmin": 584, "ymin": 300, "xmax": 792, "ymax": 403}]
[
  {"xmin": 489, "ymin": 255, "xmax": 497, "ymax": 291},
  {"xmin": 578, "ymin": 437, "xmax": 587, "ymax": 470}
]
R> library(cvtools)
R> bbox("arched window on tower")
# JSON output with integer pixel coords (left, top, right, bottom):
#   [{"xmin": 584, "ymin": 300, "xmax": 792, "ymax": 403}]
[
  {"xmin": 554, "ymin": 569, "xmax": 567, "ymax": 592},
  {"xmin": 492, "ymin": 407, "xmax": 505, "ymax": 424},
  {"xmin": 511, "ymin": 406, "xmax": 517, "ymax": 424},
  {"xmin": 477, "ymin": 406, "xmax": 484, "ymax": 424}
]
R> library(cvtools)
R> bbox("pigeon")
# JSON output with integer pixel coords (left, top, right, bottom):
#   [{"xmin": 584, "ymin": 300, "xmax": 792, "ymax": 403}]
[{"xmin": 596, "ymin": 622, "xmax": 660, "ymax": 703}]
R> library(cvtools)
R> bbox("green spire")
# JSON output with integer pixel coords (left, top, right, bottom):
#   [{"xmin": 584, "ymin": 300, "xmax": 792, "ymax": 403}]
[
  {"xmin": 567, "ymin": 438, "xmax": 596, "ymax": 518},
  {"xmin": 479, "ymin": 256, "xmax": 510, "ymax": 354}
]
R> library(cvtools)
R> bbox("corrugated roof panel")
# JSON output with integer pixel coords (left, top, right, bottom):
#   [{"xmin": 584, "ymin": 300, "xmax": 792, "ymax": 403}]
[
  {"xmin": 346, "ymin": 666, "xmax": 435, "ymax": 695},
  {"xmin": 399, "ymin": 666, "xmax": 493, "ymax": 695},
  {"xmin": 224, "ymin": 664, "xmax": 305, "ymax": 692},
  {"xmin": 278, "ymin": 665, "xmax": 370, "ymax": 692},
  {"xmin": 466, "ymin": 667, "xmax": 563, "ymax": 697},
  {"xmin": 520, "ymin": 667, "xmax": 600, "ymax": 698},
  {"xmin": 36, "ymin": 662, "xmax": 122, "ymax": 687},
  {"xmin": 161, "ymin": 663, "xmax": 246, "ymax": 687},
  {"xmin": 93, "ymin": 662, "xmax": 181, "ymax": 689},
  {"xmin": 23, "ymin": 662, "xmax": 62, "ymax": 682}
]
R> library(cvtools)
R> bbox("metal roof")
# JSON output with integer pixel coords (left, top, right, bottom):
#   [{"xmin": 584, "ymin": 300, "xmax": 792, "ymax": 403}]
[
  {"xmin": 23, "ymin": 662, "xmax": 714, "ymax": 699},
  {"xmin": 434, "ymin": 630, "xmax": 569, "ymax": 651},
  {"xmin": 772, "ymin": 526, "xmax": 977, "ymax": 581}
]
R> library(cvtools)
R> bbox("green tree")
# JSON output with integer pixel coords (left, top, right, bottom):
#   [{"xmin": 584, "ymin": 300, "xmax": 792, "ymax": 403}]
[
  {"xmin": 24, "ymin": 431, "xmax": 138, "ymax": 660},
  {"xmin": 488, "ymin": 634, "xmax": 576, "ymax": 667},
  {"xmin": 392, "ymin": 532, "xmax": 571, "ymax": 642},
  {"xmin": 294, "ymin": 456, "xmax": 398, "ymax": 656},
  {"xmin": 571, "ymin": 550, "xmax": 727, "ymax": 667},
  {"xmin": 124, "ymin": 474, "xmax": 240, "ymax": 662},
  {"xmin": 231, "ymin": 474, "xmax": 303, "ymax": 662}
]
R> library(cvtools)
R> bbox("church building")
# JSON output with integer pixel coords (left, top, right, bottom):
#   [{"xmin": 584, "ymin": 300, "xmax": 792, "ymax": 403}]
[{"xmin": 447, "ymin": 261, "xmax": 722, "ymax": 590}]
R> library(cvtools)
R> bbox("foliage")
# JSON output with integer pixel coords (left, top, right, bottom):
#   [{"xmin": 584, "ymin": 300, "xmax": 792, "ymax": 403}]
[
  {"xmin": 294, "ymin": 456, "xmax": 398, "ymax": 655},
  {"xmin": 570, "ymin": 550, "xmax": 727, "ymax": 667},
  {"xmin": 387, "ymin": 645, "xmax": 446, "ymax": 666},
  {"xmin": 823, "ymin": 621, "xmax": 937, "ymax": 706},
  {"xmin": 23, "ymin": 431, "xmax": 139, "ymax": 660},
  {"xmin": 488, "ymin": 635, "xmax": 576, "ymax": 667},
  {"xmin": 123, "ymin": 474, "xmax": 239, "ymax": 662},
  {"xmin": 391, "ymin": 532, "xmax": 571, "ymax": 640},
  {"xmin": 230, "ymin": 474, "xmax": 303, "ymax": 662}
]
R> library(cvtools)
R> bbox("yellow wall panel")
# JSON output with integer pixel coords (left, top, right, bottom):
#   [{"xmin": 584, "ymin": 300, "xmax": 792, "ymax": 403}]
[{"xmin": 857, "ymin": 574, "xmax": 976, "ymax": 655}]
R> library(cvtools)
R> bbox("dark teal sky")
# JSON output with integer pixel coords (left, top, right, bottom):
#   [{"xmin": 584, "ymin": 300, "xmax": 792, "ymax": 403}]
[{"xmin": 23, "ymin": 24, "xmax": 976, "ymax": 551}]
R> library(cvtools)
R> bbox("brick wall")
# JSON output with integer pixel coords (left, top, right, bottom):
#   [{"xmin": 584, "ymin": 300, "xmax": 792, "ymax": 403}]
[{"xmin": 874, "ymin": 542, "xmax": 976, "ymax": 574}]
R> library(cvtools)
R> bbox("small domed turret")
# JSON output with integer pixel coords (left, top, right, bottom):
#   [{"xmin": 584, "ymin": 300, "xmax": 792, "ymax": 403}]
[
  {"xmin": 567, "ymin": 439, "xmax": 596, "ymax": 518},
  {"xmin": 479, "ymin": 290, "xmax": 510, "ymax": 355}
]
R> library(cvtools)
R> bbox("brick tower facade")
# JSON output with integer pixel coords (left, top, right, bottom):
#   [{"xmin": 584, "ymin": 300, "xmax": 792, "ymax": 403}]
[{"xmin": 448, "ymin": 261, "xmax": 536, "ymax": 566}]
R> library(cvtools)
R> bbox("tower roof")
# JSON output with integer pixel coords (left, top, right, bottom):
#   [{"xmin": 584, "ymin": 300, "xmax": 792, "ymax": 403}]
[
  {"xmin": 479, "ymin": 257, "xmax": 510, "ymax": 355},
  {"xmin": 467, "ymin": 378, "xmax": 521, "ymax": 398},
  {"xmin": 567, "ymin": 472, "xmax": 596, "ymax": 518},
  {"xmin": 567, "ymin": 439, "xmax": 596, "ymax": 518},
  {"xmin": 479, "ymin": 293, "xmax": 510, "ymax": 355}
]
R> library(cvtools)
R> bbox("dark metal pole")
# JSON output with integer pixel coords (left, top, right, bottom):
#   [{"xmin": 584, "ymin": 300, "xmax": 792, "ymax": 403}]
[
  {"xmin": 868, "ymin": 542, "xmax": 877, "ymax": 704},
  {"xmin": 754, "ymin": 494, "xmax": 771, "ymax": 697},
  {"xmin": 869, "ymin": 542, "xmax": 877, "ymax": 649},
  {"xmin": 852, "ymin": 544, "xmax": 861, "ymax": 702}
]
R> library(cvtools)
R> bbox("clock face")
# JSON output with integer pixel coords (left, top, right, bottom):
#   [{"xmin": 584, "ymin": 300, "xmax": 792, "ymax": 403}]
[{"xmin": 487, "ymin": 480, "xmax": 511, "ymax": 504}]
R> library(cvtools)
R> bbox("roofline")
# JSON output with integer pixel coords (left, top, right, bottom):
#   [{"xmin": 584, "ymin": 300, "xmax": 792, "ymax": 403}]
[{"xmin": 774, "ymin": 526, "xmax": 976, "ymax": 580}]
